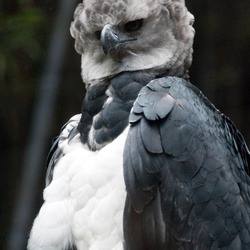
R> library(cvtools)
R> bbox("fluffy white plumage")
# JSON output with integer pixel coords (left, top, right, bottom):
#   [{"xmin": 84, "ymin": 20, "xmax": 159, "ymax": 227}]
[{"xmin": 28, "ymin": 115, "xmax": 128, "ymax": 249}]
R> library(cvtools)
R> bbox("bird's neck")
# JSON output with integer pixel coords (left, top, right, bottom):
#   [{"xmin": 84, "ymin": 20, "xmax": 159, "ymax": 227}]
[{"xmin": 78, "ymin": 70, "xmax": 160, "ymax": 150}]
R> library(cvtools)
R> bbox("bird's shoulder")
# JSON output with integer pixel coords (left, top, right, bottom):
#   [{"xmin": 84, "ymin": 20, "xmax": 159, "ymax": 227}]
[
  {"xmin": 127, "ymin": 76, "xmax": 250, "ymax": 179},
  {"xmin": 128, "ymin": 75, "xmax": 250, "ymax": 178}
]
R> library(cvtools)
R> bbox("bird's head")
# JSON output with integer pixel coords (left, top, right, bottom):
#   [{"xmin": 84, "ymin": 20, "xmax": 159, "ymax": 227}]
[{"xmin": 70, "ymin": 0, "xmax": 195, "ymax": 85}]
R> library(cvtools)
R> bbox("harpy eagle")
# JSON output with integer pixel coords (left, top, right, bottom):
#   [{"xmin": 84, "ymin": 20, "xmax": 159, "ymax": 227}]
[{"xmin": 28, "ymin": 0, "xmax": 250, "ymax": 249}]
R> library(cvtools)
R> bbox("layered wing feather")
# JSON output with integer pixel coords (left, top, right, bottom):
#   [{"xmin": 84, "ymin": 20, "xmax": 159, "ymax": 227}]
[{"xmin": 123, "ymin": 76, "xmax": 250, "ymax": 249}]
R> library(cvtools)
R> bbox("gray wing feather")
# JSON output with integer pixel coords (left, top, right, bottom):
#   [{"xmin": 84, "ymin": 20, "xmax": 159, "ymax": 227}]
[{"xmin": 123, "ymin": 76, "xmax": 250, "ymax": 249}]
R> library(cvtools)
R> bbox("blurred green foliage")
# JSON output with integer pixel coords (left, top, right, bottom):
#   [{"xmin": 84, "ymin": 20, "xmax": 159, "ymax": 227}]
[
  {"xmin": 0, "ymin": 8, "xmax": 44, "ymax": 59},
  {"xmin": 0, "ymin": 8, "xmax": 45, "ymax": 111},
  {"xmin": 0, "ymin": 2, "xmax": 51, "ymax": 248},
  {"xmin": 0, "ymin": 3, "xmax": 50, "ymax": 145}
]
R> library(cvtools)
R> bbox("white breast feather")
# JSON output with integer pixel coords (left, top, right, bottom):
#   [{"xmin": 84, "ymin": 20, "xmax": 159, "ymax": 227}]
[{"xmin": 28, "ymin": 115, "xmax": 127, "ymax": 250}]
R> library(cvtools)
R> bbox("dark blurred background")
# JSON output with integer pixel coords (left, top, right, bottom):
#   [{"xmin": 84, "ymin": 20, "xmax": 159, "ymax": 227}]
[{"xmin": 0, "ymin": 0, "xmax": 249, "ymax": 249}]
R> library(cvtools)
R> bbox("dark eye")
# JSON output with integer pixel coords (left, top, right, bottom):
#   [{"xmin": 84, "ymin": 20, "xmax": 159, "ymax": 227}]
[
  {"xmin": 124, "ymin": 19, "xmax": 143, "ymax": 32},
  {"xmin": 95, "ymin": 30, "xmax": 101, "ymax": 40}
]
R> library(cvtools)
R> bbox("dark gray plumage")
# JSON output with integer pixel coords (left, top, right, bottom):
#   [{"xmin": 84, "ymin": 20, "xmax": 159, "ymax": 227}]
[{"xmin": 124, "ymin": 76, "xmax": 250, "ymax": 249}]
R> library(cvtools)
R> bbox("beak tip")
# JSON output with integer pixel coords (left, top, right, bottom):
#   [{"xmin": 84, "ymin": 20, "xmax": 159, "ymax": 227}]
[
  {"xmin": 101, "ymin": 24, "xmax": 115, "ymax": 55},
  {"xmin": 102, "ymin": 47, "xmax": 109, "ymax": 55}
]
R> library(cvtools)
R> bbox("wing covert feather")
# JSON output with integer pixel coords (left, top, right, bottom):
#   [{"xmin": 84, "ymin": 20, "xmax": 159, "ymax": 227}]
[{"xmin": 123, "ymin": 76, "xmax": 250, "ymax": 249}]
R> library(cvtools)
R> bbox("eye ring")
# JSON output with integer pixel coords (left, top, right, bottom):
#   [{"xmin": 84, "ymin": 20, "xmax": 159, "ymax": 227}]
[{"xmin": 124, "ymin": 19, "xmax": 143, "ymax": 32}]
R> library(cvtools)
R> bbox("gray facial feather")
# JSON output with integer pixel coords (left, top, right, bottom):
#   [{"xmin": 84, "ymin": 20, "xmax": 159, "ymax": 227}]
[{"xmin": 70, "ymin": 0, "xmax": 194, "ymax": 84}]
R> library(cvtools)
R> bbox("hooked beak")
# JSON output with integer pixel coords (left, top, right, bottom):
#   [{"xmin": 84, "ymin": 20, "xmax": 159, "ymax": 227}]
[{"xmin": 100, "ymin": 24, "xmax": 136, "ymax": 55}]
